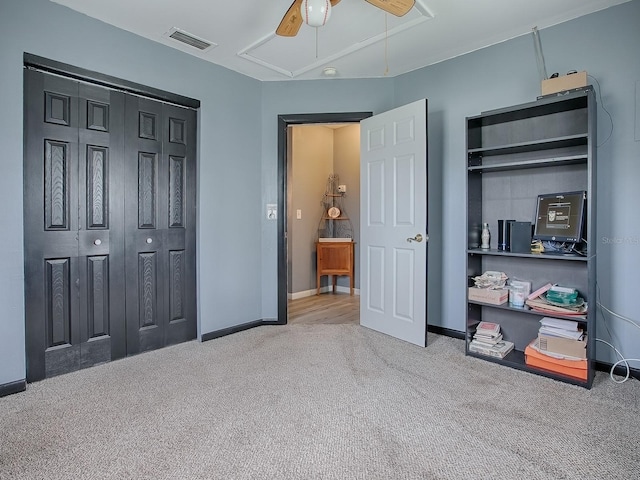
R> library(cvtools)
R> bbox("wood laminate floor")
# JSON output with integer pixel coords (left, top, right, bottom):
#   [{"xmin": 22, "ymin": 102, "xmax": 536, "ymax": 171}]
[{"xmin": 288, "ymin": 293, "xmax": 359, "ymax": 325}]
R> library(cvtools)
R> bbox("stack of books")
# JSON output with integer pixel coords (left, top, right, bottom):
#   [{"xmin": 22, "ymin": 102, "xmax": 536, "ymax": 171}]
[
  {"xmin": 469, "ymin": 321, "xmax": 515, "ymax": 359},
  {"xmin": 524, "ymin": 317, "xmax": 588, "ymax": 380}
]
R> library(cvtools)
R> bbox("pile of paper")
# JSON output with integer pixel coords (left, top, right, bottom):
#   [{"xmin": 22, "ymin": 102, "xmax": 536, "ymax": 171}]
[
  {"xmin": 472, "ymin": 271, "xmax": 508, "ymax": 289},
  {"xmin": 539, "ymin": 317, "xmax": 584, "ymax": 340},
  {"xmin": 525, "ymin": 284, "xmax": 587, "ymax": 318}
]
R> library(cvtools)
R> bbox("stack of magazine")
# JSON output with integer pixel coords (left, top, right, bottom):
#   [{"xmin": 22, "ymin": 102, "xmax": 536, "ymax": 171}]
[{"xmin": 469, "ymin": 321, "xmax": 515, "ymax": 359}]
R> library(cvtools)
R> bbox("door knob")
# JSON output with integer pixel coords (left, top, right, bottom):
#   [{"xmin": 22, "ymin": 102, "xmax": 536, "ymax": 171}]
[
  {"xmin": 407, "ymin": 233, "xmax": 423, "ymax": 243},
  {"xmin": 146, "ymin": 237, "xmax": 153, "ymax": 244},
  {"xmin": 93, "ymin": 239, "xmax": 102, "ymax": 246}
]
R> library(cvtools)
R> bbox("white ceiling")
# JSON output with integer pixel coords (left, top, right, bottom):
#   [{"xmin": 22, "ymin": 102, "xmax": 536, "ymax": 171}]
[{"xmin": 50, "ymin": 0, "xmax": 629, "ymax": 81}]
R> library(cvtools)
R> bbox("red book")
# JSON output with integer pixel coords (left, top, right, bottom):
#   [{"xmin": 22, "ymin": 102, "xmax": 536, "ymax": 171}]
[{"xmin": 476, "ymin": 321, "xmax": 500, "ymax": 334}]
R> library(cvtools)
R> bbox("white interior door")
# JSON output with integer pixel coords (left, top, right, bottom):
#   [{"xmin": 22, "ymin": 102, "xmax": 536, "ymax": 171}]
[{"xmin": 359, "ymin": 99, "xmax": 428, "ymax": 347}]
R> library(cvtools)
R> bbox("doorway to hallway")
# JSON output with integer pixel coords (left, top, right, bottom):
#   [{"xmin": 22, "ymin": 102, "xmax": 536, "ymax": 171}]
[{"xmin": 277, "ymin": 112, "xmax": 372, "ymax": 324}]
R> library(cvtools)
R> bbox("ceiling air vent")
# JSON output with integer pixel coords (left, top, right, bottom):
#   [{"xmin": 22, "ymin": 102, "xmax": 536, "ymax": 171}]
[{"xmin": 166, "ymin": 28, "xmax": 216, "ymax": 51}]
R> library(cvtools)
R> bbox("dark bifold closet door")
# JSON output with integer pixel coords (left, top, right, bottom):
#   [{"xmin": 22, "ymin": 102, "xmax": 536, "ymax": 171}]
[
  {"xmin": 24, "ymin": 68, "xmax": 196, "ymax": 382},
  {"xmin": 24, "ymin": 69, "xmax": 126, "ymax": 381},
  {"xmin": 124, "ymin": 96, "xmax": 197, "ymax": 354}
]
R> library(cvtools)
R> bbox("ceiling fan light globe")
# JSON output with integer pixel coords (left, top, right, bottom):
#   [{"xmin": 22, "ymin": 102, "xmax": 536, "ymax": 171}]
[{"xmin": 301, "ymin": 0, "xmax": 332, "ymax": 27}]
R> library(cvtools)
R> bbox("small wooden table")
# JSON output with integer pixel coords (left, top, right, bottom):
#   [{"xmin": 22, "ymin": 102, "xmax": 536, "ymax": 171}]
[{"xmin": 316, "ymin": 241, "xmax": 355, "ymax": 295}]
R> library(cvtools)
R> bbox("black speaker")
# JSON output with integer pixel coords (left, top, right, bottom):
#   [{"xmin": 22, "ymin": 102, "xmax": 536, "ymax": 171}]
[
  {"xmin": 498, "ymin": 219, "xmax": 515, "ymax": 251},
  {"xmin": 509, "ymin": 221, "xmax": 532, "ymax": 253}
]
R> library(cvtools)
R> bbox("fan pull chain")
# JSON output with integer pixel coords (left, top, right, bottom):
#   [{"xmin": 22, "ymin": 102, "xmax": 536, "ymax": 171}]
[
  {"xmin": 316, "ymin": 27, "xmax": 319, "ymax": 59},
  {"xmin": 384, "ymin": 14, "xmax": 389, "ymax": 76}
]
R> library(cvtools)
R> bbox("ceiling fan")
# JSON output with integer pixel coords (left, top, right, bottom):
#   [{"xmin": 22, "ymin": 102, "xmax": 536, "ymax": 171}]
[{"xmin": 276, "ymin": 0, "xmax": 416, "ymax": 37}]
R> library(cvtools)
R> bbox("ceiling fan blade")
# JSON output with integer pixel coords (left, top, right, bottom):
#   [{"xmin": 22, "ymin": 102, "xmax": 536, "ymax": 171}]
[
  {"xmin": 365, "ymin": 0, "xmax": 415, "ymax": 17},
  {"xmin": 276, "ymin": 0, "xmax": 304, "ymax": 37}
]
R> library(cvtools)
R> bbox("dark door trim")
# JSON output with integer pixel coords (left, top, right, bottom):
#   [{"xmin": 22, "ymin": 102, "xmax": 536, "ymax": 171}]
[
  {"xmin": 276, "ymin": 112, "xmax": 372, "ymax": 324},
  {"xmin": 24, "ymin": 53, "xmax": 200, "ymax": 109}
]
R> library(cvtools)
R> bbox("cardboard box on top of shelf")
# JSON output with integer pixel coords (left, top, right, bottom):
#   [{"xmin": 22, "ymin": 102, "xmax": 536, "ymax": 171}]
[{"xmin": 541, "ymin": 71, "xmax": 587, "ymax": 96}]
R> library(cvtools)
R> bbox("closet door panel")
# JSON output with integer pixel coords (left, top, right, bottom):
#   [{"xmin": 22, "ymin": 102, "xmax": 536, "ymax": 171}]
[
  {"xmin": 163, "ymin": 104, "xmax": 197, "ymax": 346},
  {"xmin": 42, "ymin": 256, "xmax": 81, "ymax": 378},
  {"xmin": 77, "ymin": 83, "xmax": 126, "ymax": 366},
  {"xmin": 124, "ymin": 98, "xmax": 197, "ymax": 353},
  {"xmin": 124, "ymin": 96, "xmax": 166, "ymax": 353},
  {"xmin": 24, "ymin": 71, "xmax": 81, "ymax": 382},
  {"xmin": 24, "ymin": 71, "xmax": 126, "ymax": 381}
]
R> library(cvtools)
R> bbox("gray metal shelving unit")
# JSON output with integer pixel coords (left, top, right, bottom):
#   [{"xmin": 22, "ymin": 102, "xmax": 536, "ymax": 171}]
[{"xmin": 465, "ymin": 87, "xmax": 597, "ymax": 388}]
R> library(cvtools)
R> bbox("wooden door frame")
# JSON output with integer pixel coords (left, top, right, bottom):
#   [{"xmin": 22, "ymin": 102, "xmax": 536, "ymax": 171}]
[{"xmin": 276, "ymin": 112, "xmax": 372, "ymax": 324}]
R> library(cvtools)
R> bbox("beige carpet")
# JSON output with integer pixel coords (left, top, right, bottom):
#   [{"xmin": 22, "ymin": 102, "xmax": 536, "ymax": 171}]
[{"xmin": 1, "ymin": 324, "xmax": 639, "ymax": 479}]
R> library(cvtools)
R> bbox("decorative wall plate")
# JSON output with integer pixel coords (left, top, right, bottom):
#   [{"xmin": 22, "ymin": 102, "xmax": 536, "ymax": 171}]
[{"xmin": 327, "ymin": 206, "xmax": 341, "ymax": 218}]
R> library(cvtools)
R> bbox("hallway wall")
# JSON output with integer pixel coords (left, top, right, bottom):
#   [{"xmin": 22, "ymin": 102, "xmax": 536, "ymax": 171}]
[{"xmin": 288, "ymin": 124, "xmax": 361, "ymax": 296}]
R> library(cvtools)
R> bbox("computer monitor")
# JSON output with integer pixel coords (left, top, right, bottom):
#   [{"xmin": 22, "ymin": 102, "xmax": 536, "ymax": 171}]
[{"xmin": 533, "ymin": 191, "xmax": 586, "ymax": 244}]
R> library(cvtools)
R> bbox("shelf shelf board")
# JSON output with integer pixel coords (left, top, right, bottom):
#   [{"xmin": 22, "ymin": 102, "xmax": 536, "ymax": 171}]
[
  {"xmin": 467, "ymin": 299, "xmax": 587, "ymax": 321},
  {"xmin": 467, "ymin": 248, "xmax": 588, "ymax": 261},
  {"xmin": 466, "ymin": 348, "xmax": 591, "ymax": 388},
  {"xmin": 469, "ymin": 89, "xmax": 590, "ymax": 123},
  {"xmin": 467, "ymin": 134, "xmax": 588, "ymax": 157},
  {"xmin": 468, "ymin": 155, "xmax": 587, "ymax": 173}
]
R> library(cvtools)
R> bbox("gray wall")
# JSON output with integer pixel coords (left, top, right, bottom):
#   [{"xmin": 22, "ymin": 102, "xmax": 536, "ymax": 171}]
[
  {"xmin": 0, "ymin": 0, "xmax": 264, "ymax": 385},
  {"xmin": 393, "ymin": 0, "xmax": 640, "ymax": 364},
  {"xmin": 1, "ymin": 0, "xmax": 638, "ymax": 386}
]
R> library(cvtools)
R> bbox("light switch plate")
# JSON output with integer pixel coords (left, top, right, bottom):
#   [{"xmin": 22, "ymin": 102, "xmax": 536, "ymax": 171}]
[{"xmin": 266, "ymin": 204, "xmax": 277, "ymax": 220}]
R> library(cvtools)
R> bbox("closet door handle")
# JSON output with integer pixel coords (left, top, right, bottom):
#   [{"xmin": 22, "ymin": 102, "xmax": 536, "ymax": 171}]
[
  {"xmin": 94, "ymin": 239, "xmax": 102, "ymax": 246},
  {"xmin": 146, "ymin": 237, "xmax": 153, "ymax": 244}
]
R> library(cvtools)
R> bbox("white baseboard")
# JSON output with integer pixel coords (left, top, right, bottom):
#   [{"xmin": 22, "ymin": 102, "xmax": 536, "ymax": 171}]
[
  {"xmin": 288, "ymin": 288, "xmax": 326, "ymax": 300},
  {"xmin": 289, "ymin": 286, "xmax": 360, "ymax": 300},
  {"xmin": 334, "ymin": 285, "xmax": 360, "ymax": 295}
]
